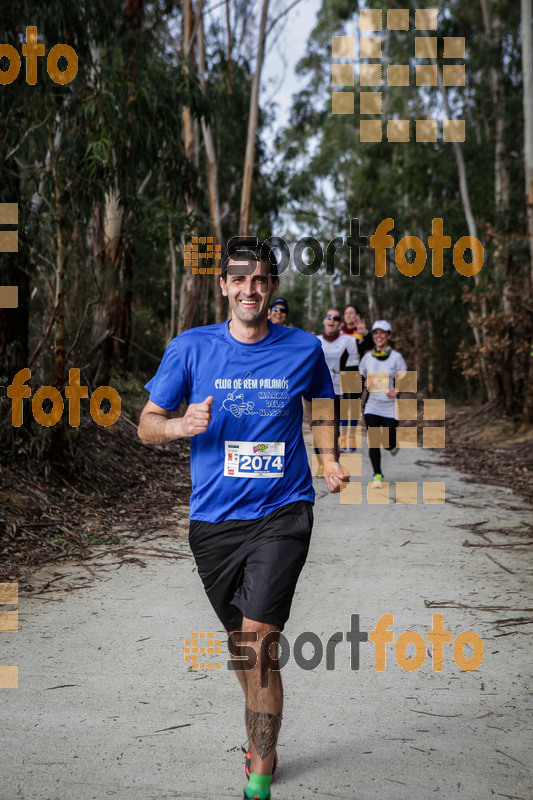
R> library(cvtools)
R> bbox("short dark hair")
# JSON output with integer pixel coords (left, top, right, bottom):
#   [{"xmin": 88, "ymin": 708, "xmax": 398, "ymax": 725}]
[
  {"xmin": 343, "ymin": 304, "xmax": 362, "ymax": 317},
  {"xmin": 220, "ymin": 238, "xmax": 279, "ymax": 281}
]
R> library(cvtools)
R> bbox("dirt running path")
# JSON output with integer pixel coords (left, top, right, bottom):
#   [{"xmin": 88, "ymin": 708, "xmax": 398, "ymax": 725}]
[{"xmin": 2, "ymin": 442, "xmax": 532, "ymax": 799}]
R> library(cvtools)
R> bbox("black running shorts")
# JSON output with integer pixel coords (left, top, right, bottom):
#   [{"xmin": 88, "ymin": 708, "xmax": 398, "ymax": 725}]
[{"xmin": 188, "ymin": 500, "xmax": 313, "ymax": 633}]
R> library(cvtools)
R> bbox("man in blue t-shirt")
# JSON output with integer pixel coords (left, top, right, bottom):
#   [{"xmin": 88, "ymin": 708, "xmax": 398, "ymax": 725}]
[{"xmin": 138, "ymin": 241, "xmax": 347, "ymax": 800}]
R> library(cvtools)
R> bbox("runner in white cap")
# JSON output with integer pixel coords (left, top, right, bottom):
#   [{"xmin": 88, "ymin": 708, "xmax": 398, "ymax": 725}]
[{"xmin": 359, "ymin": 320, "xmax": 407, "ymax": 486}]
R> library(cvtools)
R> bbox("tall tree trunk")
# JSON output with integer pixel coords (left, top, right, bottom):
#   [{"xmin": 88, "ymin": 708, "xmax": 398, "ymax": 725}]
[
  {"xmin": 178, "ymin": 0, "xmax": 201, "ymax": 333},
  {"xmin": 306, "ymin": 276, "xmax": 313, "ymax": 332},
  {"xmin": 92, "ymin": 1, "xmax": 145, "ymax": 374},
  {"xmin": 521, "ymin": 0, "xmax": 533, "ymax": 422},
  {"xmin": 481, "ymin": 0, "xmax": 511, "ymax": 311},
  {"xmin": 168, "ymin": 222, "xmax": 178, "ymax": 342},
  {"xmin": 239, "ymin": 0, "xmax": 270, "ymax": 236},
  {"xmin": 197, "ymin": 0, "xmax": 225, "ymax": 322},
  {"xmin": 413, "ymin": 1, "xmax": 493, "ymax": 400},
  {"xmin": 49, "ymin": 155, "xmax": 67, "ymax": 461},
  {"xmin": 427, "ymin": 316, "xmax": 435, "ymax": 397},
  {"xmin": 226, "ymin": 0, "xmax": 232, "ymax": 83},
  {"xmin": 91, "ymin": 188, "xmax": 123, "ymax": 383},
  {"xmin": 0, "ymin": 164, "xmax": 29, "ymax": 405}
]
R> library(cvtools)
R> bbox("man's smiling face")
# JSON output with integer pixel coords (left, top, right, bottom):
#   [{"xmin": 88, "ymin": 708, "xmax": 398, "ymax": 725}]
[{"xmin": 220, "ymin": 259, "xmax": 279, "ymax": 327}]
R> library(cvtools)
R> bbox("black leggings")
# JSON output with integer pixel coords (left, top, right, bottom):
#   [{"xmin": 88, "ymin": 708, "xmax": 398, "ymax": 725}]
[{"xmin": 364, "ymin": 413, "xmax": 398, "ymax": 475}]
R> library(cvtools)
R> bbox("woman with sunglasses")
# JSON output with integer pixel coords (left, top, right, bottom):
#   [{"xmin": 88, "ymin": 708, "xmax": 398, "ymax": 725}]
[{"xmin": 359, "ymin": 320, "xmax": 407, "ymax": 486}]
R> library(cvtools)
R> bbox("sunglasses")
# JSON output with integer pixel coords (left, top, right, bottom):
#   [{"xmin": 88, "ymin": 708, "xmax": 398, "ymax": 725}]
[
  {"xmin": 271, "ymin": 307, "xmax": 286, "ymax": 314},
  {"xmin": 326, "ymin": 315, "xmax": 341, "ymax": 321}
]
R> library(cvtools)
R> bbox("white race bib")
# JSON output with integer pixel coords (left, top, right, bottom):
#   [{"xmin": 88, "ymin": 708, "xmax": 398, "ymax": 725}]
[{"xmin": 224, "ymin": 441, "xmax": 285, "ymax": 478}]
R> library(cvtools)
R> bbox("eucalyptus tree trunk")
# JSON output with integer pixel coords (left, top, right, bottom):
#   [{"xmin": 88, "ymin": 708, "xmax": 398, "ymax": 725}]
[
  {"xmin": 48, "ymin": 141, "xmax": 68, "ymax": 461},
  {"xmin": 481, "ymin": 0, "xmax": 511, "ymax": 311},
  {"xmin": 413, "ymin": 1, "xmax": 492, "ymax": 401},
  {"xmin": 427, "ymin": 316, "xmax": 435, "ymax": 397},
  {"xmin": 178, "ymin": 0, "xmax": 201, "ymax": 333},
  {"xmin": 197, "ymin": 0, "xmax": 225, "ymax": 322},
  {"xmin": 0, "ymin": 165, "xmax": 29, "ymax": 396},
  {"xmin": 168, "ymin": 222, "xmax": 178, "ymax": 342},
  {"xmin": 521, "ymin": 0, "xmax": 533, "ymax": 422},
  {"xmin": 307, "ymin": 276, "xmax": 313, "ymax": 332},
  {"xmin": 522, "ymin": 0, "xmax": 533, "ymax": 287},
  {"xmin": 239, "ymin": 0, "xmax": 270, "ymax": 236}
]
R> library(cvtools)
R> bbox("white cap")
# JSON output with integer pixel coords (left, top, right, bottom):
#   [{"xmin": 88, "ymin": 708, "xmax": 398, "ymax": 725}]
[{"xmin": 372, "ymin": 320, "xmax": 392, "ymax": 332}]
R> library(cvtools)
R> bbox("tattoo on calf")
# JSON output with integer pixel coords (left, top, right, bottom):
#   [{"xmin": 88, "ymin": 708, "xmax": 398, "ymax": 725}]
[{"xmin": 245, "ymin": 707, "xmax": 282, "ymax": 760}]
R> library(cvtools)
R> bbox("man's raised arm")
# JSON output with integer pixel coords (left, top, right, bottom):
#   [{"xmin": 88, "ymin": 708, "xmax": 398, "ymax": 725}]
[{"xmin": 138, "ymin": 397, "xmax": 213, "ymax": 444}]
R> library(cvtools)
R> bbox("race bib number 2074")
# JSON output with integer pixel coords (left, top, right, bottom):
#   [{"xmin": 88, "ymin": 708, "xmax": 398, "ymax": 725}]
[{"xmin": 224, "ymin": 441, "xmax": 285, "ymax": 478}]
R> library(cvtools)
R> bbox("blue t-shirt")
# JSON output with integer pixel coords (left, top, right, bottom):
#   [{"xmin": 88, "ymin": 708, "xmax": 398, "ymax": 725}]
[{"xmin": 145, "ymin": 320, "xmax": 334, "ymax": 522}]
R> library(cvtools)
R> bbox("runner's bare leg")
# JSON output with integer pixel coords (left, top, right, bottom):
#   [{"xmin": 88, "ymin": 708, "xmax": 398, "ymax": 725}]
[
  {"xmin": 230, "ymin": 618, "xmax": 283, "ymax": 775},
  {"xmin": 228, "ymin": 627, "xmax": 248, "ymax": 696}
]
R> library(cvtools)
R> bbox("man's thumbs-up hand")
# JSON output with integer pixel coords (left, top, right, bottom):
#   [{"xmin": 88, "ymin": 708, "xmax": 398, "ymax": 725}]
[{"xmin": 182, "ymin": 395, "xmax": 214, "ymax": 437}]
